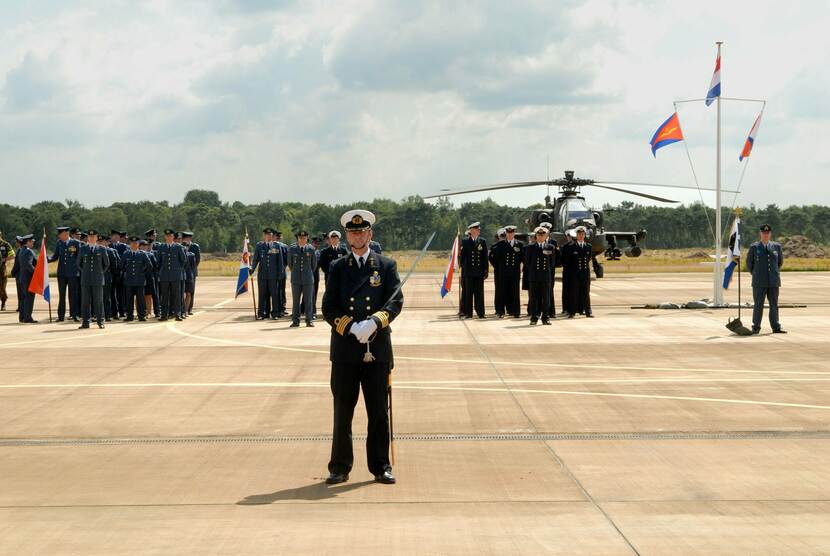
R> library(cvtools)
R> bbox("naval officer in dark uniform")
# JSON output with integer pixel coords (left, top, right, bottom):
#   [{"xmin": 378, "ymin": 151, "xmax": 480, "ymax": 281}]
[
  {"xmin": 746, "ymin": 224, "xmax": 786, "ymax": 334},
  {"xmin": 492, "ymin": 225, "xmax": 524, "ymax": 318},
  {"xmin": 561, "ymin": 226, "xmax": 593, "ymax": 318},
  {"xmin": 77, "ymin": 230, "xmax": 110, "ymax": 329},
  {"xmin": 322, "ymin": 209, "xmax": 403, "ymax": 485},
  {"xmin": 525, "ymin": 227, "xmax": 555, "ymax": 325},
  {"xmin": 460, "ymin": 221, "xmax": 488, "ymax": 319},
  {"xmin": 318, "ymin": 230, "xmax": 349, "ymax": 283}
]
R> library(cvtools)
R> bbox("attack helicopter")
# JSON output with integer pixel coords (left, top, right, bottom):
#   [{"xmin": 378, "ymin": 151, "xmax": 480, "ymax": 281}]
[{"xmin": 425, "ymin": 170, "xmax": 736, "ymax": 278}]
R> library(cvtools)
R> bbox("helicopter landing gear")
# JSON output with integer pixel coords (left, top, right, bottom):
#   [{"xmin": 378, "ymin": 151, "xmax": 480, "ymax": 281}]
[{"xmin": 592, "ymin": 256, "xmax": 604, "ymax": 279}]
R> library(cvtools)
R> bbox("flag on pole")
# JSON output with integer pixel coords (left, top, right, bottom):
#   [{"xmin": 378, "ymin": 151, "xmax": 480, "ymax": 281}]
[
  {"xmin": 440, "ymin": 233, "xmax": 460, "ymax": 298},
  {"xmin": 705, "ymin": 53, "xmax": 721, "ymax": 106},
  {"xmin": 28, "ymin": 235, "xmax": 51, "ymax": 303},
  {"xmin": 739, "ymin": 113, "xmax": 762, "ymax": 161},
  {"xmin": 235, "ymin": 234, "xmax": 251, "ymax": 298},
  {"xmin": 649, "ymin": 112, "xmax": 684, "ymax": 157},
  {"xmin": 722, "ymin": 217, "xmax": 741, "ymax": 289}
]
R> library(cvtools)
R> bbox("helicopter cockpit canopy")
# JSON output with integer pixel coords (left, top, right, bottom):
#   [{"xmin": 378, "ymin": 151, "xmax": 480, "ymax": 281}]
[{"xmin": 561, "ymin": 198, "xmax": 595, "ymax": 230}]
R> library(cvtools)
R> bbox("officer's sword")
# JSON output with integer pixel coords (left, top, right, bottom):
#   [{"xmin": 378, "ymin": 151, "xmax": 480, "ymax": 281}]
[{"xmin": 365, "ymin": 231, "xmax": 436, "ymax": 467}]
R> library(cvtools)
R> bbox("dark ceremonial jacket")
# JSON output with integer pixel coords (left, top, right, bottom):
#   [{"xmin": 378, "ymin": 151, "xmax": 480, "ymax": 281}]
[
  {"xmin": 103, "ymin": 246, "xmax": 120, "ymax": 286},
  {"xmin": 185, "ymin": 242, "xmax": 201, "ymax": 277},
  {"xmin": 185, "ymin": 251, "xmax": 196, "ymax": 282},
  {"xmin": 122, "ymin": 249, "xmax": 152, "ymax": 287},
  {"xmin": 561, "ymin": 241, "xmax": 592, "ymax": 278},
  {"xmin": 143, "ymin": 250, "xmax": 158, "ymax": 283},
  {"xmin": 369, "ymin": 240, "xmax": 382, "ymax": 254},
  {"xmin": 318, "ymin": 244, "xmax": 349, "ymax": 279},
  {"xmin": 251, "ymin": 241, "xmax": 285, "ymax": 281},
  {"xmin": 77, "ymin": 244, "xmax": 111, "ymax": 287},
  {"xmin": 49, "ymin": 238, "xmax": 81, "ymax": 278},
  {"xmin": 322, "ymin": 251, "xmax": 403, "ymax": 367},
  {"xmin": 524, "ymin": 241, "xmax": 556, "ymax": 283},
  {"xmin": 288, "ymin": 243, "xmax": 317, "ymax": 285},
  {"xmin": 16, "ymin": 247, "xmax": 36, "ymax": 287},
  {"xmin": 460, "ymin": 236, "xmax": 488, "ymax": 279},
  {"xmin": 491, "ymin": 239, "xmax": 524, "ymax": 276},
  {"xmin": 746, "ymin": 241, "xmax": 783, "ymax": 288},
  {"xmin": 155, "ymin": 242, "xmax": 187, "ymax": 282}
]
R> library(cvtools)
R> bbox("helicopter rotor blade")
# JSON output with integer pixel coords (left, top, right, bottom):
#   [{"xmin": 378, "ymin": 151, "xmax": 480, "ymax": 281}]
[
  {"xmin": 423, "ymin": 181, "xmax": 551, "ymax": 199},
  {"xmin": 586, "ymin": 183, "xmax": 678, "ymax": 203},
  {"xmin": 595, "ymin": 180, "xmax": 740, "ymax": 194}
]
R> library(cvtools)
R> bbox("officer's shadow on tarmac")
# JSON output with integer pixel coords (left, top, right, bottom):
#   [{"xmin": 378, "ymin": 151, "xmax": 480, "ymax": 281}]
[{"xmin": 237, "ymin": 480, "xmax": 376, "ymax": 505}]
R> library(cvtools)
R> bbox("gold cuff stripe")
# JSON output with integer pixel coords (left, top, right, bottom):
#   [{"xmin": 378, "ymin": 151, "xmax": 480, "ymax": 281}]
[
  {"xmin": 373, "ymin": 311, "xmax": 390, "ymax": 328},
  {"xmin": 335, "ymin": 315, "xmax": 353, "ymax": 336}
]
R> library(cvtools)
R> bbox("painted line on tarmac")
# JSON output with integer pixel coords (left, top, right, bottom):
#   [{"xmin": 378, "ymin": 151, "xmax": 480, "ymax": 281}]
[
  {"xmin": 5, "ymin": 376, "xmax": 830, "ymax": 389},
  {"xmin": 165, "ymin": 322, "xmax": 828, "ymax": 377},
  {"xmin": 2, "ymin": 379, "xmax": 830, "ymax": 412}
]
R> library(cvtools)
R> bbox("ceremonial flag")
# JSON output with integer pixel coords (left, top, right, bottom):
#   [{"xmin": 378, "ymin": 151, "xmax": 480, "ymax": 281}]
[
  {"xmin": 649, "ymin": 112, "xmax": 684, "ymax": 157},
  {"xmin": 722, "ymin": 217, "xmax": 741, "ymax": 289},
  {"xmin": 739, "ymin": 113, "xmax": 762, "ymax": 161},
  {"xmin": 28, "ymin": 234, "xmax": 51, "ymax": 303},
  {"xmin": 235, "ymin": 234, "xmax": 251, "ymax": 298},
  {"xmin": 440, "ymin": 233, "xmax": 460, "ymax": 298},
  {"xmin": 705, "ymin": 53, "xmax": 721, "ymax": 106}
]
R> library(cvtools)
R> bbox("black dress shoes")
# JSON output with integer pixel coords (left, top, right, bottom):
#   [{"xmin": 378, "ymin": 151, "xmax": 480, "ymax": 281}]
[
  {"xmin": 289, "ymin": 322, "xmax": 300, "ymax": 327},
  {"xmin": 325, "ymin": 472, "xmax": 349, "ymax": 485},
  {"xmin": 542, "ymin": 318, "xmax": 551, "ymax": 325},
  {"xmin": 773, "ymin": 328, "xmax": 787, "ymax": 334},
  {"xmin": 97, "ymin": 323, "xmax": 105, "ymax": 329},
  {"xmin": 78, "ymin": 322, "xmax": 90, "ymax": 329},
  {"xmin": 374, "ymin": 470, "xmax": 396, "ymax": 484}
]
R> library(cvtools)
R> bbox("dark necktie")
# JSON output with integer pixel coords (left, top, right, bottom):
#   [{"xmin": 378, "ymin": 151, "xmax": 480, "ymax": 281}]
[{"xmin": 358, "ymin": 257, "xmax": 363, "ymax": 269}]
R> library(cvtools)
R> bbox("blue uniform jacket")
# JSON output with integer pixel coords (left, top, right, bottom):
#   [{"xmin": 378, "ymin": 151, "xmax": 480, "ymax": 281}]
[
  {"xmin": 48, "ymin": 238, "xmax": 81, "ymax": 278},
  {"xmin": 77, "ymin": 244, "xmax": 111, "ymax": 287},
  {"xmin": 122, "ymin": 249, "xmax": 153, "ymax": 287},
  {"xmin": 746, "ymin": 241, "xmax": 783, "ymax": 288},
  {"xmin": 155, "ymin": 243, "xmax": 187, "ymax": 282},
  {"xmin": 251, "ymin": 241, "xmax": 285, "ymax": 280}
]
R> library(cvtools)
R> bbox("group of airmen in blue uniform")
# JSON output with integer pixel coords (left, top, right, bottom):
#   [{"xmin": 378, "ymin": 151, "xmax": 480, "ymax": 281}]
[
  {"xmin": 251, "ymin": 227, "xmax": 381, "ymax": 327},
  {"xmin": 460, "ymin": 221, "xmax": 594, "ymax": 324},
  {"xmin": 1, "ymin": 227, "xmax": 200, "ymax": 328}
]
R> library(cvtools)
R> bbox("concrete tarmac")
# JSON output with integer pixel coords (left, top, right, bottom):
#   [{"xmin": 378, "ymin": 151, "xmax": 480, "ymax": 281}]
[{"xmin": 1, "ymin": 272, "xmax": 829, "ymax": 554}]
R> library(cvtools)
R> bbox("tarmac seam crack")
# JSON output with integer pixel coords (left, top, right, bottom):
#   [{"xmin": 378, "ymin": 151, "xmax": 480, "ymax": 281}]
[{"xmin": 452, "ymin": 286, "xmax": 642, "ymax": 555}]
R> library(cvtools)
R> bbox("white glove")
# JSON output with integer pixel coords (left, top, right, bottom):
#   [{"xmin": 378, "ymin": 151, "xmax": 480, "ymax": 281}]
[
  {"xmin": 358, "ymin": 318, "xmax": 378, "ymax": 343},
  {"xmin": 349, "ymin": 320, "xmax": 366, "ymax": 341}
]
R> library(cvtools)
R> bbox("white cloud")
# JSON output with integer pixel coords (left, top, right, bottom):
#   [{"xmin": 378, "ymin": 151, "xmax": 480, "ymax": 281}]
[{"xmin": 0, "ymin": 0, "xmax": 828, "ymax": 209}]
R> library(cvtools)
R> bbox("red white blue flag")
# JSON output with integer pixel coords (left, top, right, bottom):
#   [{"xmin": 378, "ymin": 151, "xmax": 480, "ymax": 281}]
[
  {"xmin": 705, "ymin": 54, "xmax": 721, "ymax": 106},
  {"xmin": 440, "ymin": 233, "xmax": 459, "ymax": 298},
  {"xmin": 723, "ymin": 217, "xmax": 741, "ymax": 289},
  {"xmin": 235, "ymin": 234, "xmax": 251, "ymax": 298},
  {"xmin": 739, "ymin": 113, "xmax": 762, "ymax": 161},
  {"xmin": 649, "ymin": 112, "xmax": 684, "ymax": 157},
  {"xmin": 28, "ymin": 235, "xmax": 51, "ymax": 303}
]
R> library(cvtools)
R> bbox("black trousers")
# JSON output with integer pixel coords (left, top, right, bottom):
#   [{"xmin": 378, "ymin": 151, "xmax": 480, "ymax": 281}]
[
  {"xmin": 159, "ymin": 280, "xmax": 181, "ymax": 318},
  {"xmin": 278, "ymin": 277, "xmax": 287, "ymax": 313},
  {"xmin": 328, "ymin": 360, "xmax": 391, "ymax": 476},
  {"xmin": 110, "ymin": 277, "xmax": 122, "ymax": 316},
  {"xmin": 125, "ymin": 285, "xmax": 146, "ymax": 318},
  {"xmin": 20, "ymin": 287, "xmax": 35, "ymax": 321},
  {"xmin": 102, "ymin": 284, "xmax": 113, "ymax": 318},
  {"xmin": 752, "ymin": 287, "xmax": 781, "ymax": 331},
  {"xmin": 547, "ymin": 277, "xmax": 557, "ymax": 317},
  {"xmin": 528, "ymin": 279, "xmax": 551, "ymax": 320},
  {"xmin": 257, "ymin": 278, "xmax": 279, "ymax": 318},
  {"xmin": 463, "ymin": 275, "xmax": 485, "ymax": 318},
  {"xmin": 493, "ymin": 270, "xmax": 503, "ymax": 315},
  {"xmin": 564, "ymin": 272, "xmax": 591, "ymax": 316},
  {"xmin": 152, "ymin": 276, "xmax": 160, "ymax": 316},
  {"xmin": 57, "ymin": 276, "xmax": 80, "ymax": 319},
  {"xmin": 188, "ymin": 277, "xmax": 196, "ymax": 313},
  {"xmin": 80, "ymin": 284, "xmax": 104, "ymax": 324},
  {"xmin": 16, "ymin": 277, "xmax": 24, "ymax": 314},
  {"xmin": 499, "ymin": 272, "xmax": 521, "ymax": 317}
]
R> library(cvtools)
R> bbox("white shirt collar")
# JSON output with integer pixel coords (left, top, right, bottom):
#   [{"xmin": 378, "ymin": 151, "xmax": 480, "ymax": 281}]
[{"xmin": 353, "ymin": 251, "xmax": 370, "ymax": 266}]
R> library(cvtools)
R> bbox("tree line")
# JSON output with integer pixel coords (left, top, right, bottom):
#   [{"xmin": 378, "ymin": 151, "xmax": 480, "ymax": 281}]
[{"xmin": 1, "ymin": 189, "xmax": 827, "ymax": 252}]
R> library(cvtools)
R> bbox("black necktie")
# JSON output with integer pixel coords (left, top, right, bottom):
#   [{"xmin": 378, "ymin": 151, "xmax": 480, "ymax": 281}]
[{"xmin": 358, "ymin": 257, "xmax": 363, "ymax": 269}]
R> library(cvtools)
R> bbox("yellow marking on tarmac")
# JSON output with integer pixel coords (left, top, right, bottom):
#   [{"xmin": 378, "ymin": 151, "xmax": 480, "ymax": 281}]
[{"xmin": 165, "ymin": 321, "xmax": 828, "ymax": 377}]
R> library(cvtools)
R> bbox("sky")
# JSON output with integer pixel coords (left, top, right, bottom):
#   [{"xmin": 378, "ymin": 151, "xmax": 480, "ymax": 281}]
[{"xmin": 1, "ymin": 0, "xmax": 828, "ymax": 210}]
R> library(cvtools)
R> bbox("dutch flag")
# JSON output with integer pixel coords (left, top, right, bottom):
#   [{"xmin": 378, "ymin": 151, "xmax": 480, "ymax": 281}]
[
  {"xmin": 739, "ymin": 113, "xmax": 762, "ymax": 161},
  {"xmin": 705, "ymin": 54, "xmax": 721, "ymax": 107},
  {"xmin": 722, "ymin": 217, "xmax": 741, "ymax": 290},
  {"xmin": 440, "ymin": 233, "xmax": 460, "ymax": 298},
  {"xmin": 235, "ymin": 235, "xmax": 251, "ymax": 298}
]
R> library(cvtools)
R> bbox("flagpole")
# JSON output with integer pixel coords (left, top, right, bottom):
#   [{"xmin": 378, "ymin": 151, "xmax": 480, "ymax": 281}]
[
  {"xmin": 41, "ymin": 228, "xmax": 52, "ymax": 323},
  {"xmin": 736, "ymin": 209, "xmax": 742, "ymax": 321},
  {"xmin": 246, "ymin": 228, "xmax": 258, "ymax": 320},
  {"xmin": 713, "ymin": 41, "xmax": 724, "ymax": 307}
]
